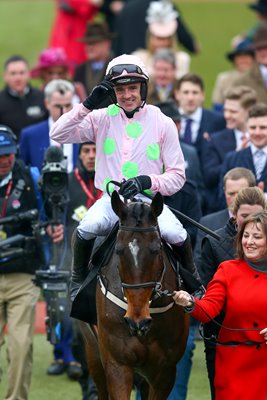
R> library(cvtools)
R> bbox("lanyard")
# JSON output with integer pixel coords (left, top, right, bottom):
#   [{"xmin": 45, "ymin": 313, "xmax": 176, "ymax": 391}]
[
  {"xmin": 1, "ymin": 180, "xmax": 13, "ymax": 217},
  {"xmin": 74, "ymin": 168, "xmax": 100, "ymax": 208}
]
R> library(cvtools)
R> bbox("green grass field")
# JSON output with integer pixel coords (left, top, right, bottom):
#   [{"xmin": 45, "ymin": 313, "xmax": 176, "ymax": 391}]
[
  {"xmin": 0, "ymin": 1, "xmax": 254, "ymax": 105},
  {"xmin": 0, "ymin": 334, "xmax": 209, "ymax": 399}
]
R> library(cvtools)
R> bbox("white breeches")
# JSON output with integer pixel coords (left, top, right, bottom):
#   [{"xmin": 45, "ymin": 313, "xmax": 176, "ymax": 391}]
[{"xmin": 78, "ymin": 194, "xmax": 187, "ymax": 244}]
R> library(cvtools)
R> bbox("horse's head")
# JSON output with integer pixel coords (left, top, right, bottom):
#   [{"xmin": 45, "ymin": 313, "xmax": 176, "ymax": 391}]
[{"xmin": 111, "ymin": 191, "xmax": 164, "ymax": 336}]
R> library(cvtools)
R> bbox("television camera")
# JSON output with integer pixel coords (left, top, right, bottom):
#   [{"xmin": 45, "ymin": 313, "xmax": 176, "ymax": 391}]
[{"xmin": 34, "ymin": 146, "xmax": 71, "ymax": 344}]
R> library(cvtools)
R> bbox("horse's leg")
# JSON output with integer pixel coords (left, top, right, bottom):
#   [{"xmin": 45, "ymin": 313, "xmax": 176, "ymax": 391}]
[
  {"xmin": 105, "ymin": 362, "xmax": 134, "ymax": 400},
  {"xmin": 147, "ymin": 367, "xmax": 177, "ymax": 400},
  {"xmin": 78, "ymin": 321, "xmax": 109, "ymax": 400}
]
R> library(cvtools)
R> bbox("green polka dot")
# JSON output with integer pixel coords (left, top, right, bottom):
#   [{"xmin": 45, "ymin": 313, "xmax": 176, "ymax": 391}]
[
  {"xmin": 103, "ymin": 138, "xmax": 116, "ymax": 155},
  {"xmin": 144, "ymin": 189, "xmax": 153, "ymax": 196},
  {"xmin": 146, "ymin": 143, "xmax": 160, "ymax": 160},
  {"xmin": 103, "ymin": 178, "xmax": 115, "ymax": 193},
  {"xmin": 122, "ymin": 161, "xmax": 139, "ymax": 178},
  {"xmin": 126, "ymin": 122, "xmax": 142, "ymax": 138},
  {"xmin": 106, "ymin": 104, "xmax": 120, "ymax": 116}
]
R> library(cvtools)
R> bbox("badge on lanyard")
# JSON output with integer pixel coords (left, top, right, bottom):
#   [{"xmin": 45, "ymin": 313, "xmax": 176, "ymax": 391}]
[{"xmin": 11, "ymin": 199, "xmax": 21, "ymax": 209}]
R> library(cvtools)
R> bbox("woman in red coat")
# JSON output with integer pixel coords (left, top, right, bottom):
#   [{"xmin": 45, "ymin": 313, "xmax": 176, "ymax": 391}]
[
  {"xmin": 49, "ymin": 0, "xmax": 101, "ymax": 67},
  {"xmin": 174, "ymin": 210, "xmax": 267, "ymax": 400}
]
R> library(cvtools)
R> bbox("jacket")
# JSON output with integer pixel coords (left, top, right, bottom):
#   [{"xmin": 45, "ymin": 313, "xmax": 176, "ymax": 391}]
[
  {"xmin": 0, "ymin": 160, "xmax": 42, "ymax": 274},
  {"xmin": 50, "ymin": 103, "xmax": 186, "ymax": 196}
]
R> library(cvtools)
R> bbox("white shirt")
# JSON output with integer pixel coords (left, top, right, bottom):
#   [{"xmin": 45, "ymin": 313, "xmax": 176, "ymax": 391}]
[
  {"xmin": 179, "ymin": 107, "xmax": 203, "ymax": 144},
  {"xmin": 48, "ymin": 117, "xmax": 74, "ymax": 172}
]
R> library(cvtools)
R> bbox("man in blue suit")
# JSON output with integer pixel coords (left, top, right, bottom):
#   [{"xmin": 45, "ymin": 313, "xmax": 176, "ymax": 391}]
[
  {"xmin": 19, "ymin": 79, "xmax": 79, "ymax": 172},
  {"xmin": 174, "ymin": 73, "xmax": 226, "ymax": 157},
  {"xmin": 220, "ymin": 102, "xmax": 267, "ymax": 205},
  {"xmin": 201, "ymin": 86, "xmax": 257, "ymax": 213}
]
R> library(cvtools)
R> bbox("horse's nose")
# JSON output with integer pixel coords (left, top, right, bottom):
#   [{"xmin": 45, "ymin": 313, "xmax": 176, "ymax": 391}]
[{"xmin": 124, "ymin": 317, "xmax": 152, "ymax": 337}]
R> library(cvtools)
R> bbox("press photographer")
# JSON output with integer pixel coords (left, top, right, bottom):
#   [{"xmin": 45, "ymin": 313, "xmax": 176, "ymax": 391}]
[{"xmin": 0, "ymin": 126, "xmax": 63, "ymax": 400}]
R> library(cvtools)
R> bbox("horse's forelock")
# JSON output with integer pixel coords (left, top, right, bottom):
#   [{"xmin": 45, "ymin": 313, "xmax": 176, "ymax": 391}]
[{"xmin": 129, "ymin": 201, "xmax": 154, "ymax": 226}]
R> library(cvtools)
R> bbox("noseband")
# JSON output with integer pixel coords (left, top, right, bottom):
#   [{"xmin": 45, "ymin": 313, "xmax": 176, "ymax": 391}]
[{"xmin": 118, "ymin": 223, "xmax": 168, "ymax": 299}]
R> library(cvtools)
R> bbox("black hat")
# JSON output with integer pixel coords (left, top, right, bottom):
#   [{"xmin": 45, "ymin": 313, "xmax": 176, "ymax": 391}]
[
  {"xmin": 0, "ymin": 125, "xmax": 17, "ymax": 155},
  {"xmin": 226, "ymin": 39, "xmax": 255, "ymax": 62},
  {"xmin": 155, "ymin": 101, "xmax": 181, "ymax": 121},
  {"xmin": 77, "ymin": 21, "xmax": 115, "ymax": 43},
  {"xmin": 249, "ymin": 0, "xmax": 267, "ymax": 17},
  {"xmin": 252, "ymin": 23, "xmax": 267, "ymax": 49}
]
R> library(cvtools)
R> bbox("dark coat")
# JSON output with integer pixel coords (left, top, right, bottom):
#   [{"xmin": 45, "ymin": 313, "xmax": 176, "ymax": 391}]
[
  {"xmin": 186, "ymin": 108, "xmax": 226, "ymax": 158},
  {"xmin": 0, "ymin": 86, "xmax": 47, "ymax": 139},
  {"xmin": 194, "ymin": 208, "xmax": 230, "ymax": 270},
  {"xmin": 201, "ymin": 128, "xmax": 236, "ymax": 212},
  {"xmin": 164, "ymin": 180, "xmax": 202, "ymax": 247},
  {"xmin": 219, "ymin": 146, "xmax": 267, "ymax": 207},
  {"xmin": 199, "ymin": 218, "xmax": 236, "ymax": 286},
  {"xmin": 112, "ymin": 0, "xmax": 198, "ymax": 56}
]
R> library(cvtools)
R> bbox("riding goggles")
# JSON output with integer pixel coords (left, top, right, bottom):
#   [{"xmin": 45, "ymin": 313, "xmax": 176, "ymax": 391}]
[{"xmin": 106, "ymin": 64, "xmax": 148, "ymax": 80}]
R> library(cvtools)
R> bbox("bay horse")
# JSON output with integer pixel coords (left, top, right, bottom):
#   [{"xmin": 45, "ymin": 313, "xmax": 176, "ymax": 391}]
[{"xmin": 79, "ymin": 191, "xmax": 189, "ymax": 400}]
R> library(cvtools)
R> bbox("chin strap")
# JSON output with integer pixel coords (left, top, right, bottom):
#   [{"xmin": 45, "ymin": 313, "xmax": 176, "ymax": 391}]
[{"xmin": 116, "ymin": 100, "xmax": 146, "ymax": 119}]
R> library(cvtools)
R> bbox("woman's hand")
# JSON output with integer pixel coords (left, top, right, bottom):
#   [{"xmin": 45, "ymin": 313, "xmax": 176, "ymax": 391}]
[
  {"xmin": 259, "ymin": 328, "xmax": 267, "ymax": 344},
  {"xmin": 173, "ymin": 290, "xmax": 194, "ymax": 307}
]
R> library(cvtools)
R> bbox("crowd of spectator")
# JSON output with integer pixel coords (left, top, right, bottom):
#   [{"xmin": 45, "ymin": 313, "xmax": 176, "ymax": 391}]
[{"xmin": 0, "ymin": 1, "xmax": 267, "ymax": 400}]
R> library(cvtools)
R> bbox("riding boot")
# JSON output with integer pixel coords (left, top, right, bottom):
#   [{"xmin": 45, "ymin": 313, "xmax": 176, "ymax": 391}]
[
  {"xmin": 70, "ymin": 229, "xmax": 96, "ymax": 301},
  {"xmin": 172, "ymin": 235, "xmax": 205, "ymax": 298}
]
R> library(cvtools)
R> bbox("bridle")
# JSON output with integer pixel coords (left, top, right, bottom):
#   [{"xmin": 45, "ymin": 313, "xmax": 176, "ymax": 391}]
[{"xmin": 118, "ymin": 223, "xmax": 172, "ymax": 299}]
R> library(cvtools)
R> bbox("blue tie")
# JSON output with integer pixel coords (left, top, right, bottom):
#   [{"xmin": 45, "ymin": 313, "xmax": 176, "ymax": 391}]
[{"xmin": 183, "ymin": 118, "xmax": 193, "ymax": 144}]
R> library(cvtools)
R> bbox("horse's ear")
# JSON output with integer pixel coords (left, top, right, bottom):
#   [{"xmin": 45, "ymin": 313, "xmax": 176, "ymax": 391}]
[
  {"xmin": 111, "ymin": 191, "xmax": 127, "ymax": 219},
  {"xmin": 150, "ymin": 192, "xmax": 163, "ymax": 217}
]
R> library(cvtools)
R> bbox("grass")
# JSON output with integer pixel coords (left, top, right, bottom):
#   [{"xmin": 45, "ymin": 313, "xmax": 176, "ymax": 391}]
[
  {"xmin": 0, "ymin": 334, "xmax": 209, "ymax": 399},
  {"xmin": 0, "ymin": 1, "xmax": 254, "ymax": 105}
]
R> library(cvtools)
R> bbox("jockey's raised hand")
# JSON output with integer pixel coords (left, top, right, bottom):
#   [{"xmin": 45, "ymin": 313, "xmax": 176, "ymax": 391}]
[
  {"xmin": 119, "ymin": 175, "xmax": 151, "ymax": 199},
  {"xmin": 83, "ymin": 80, "xmax": 115, "ymax": 110}
]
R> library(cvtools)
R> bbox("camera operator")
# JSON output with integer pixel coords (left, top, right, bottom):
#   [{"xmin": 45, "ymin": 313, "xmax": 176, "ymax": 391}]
[
  {"xmin": 39, "ymin": 146, "xmax": 84, "ymax": 382},
  {"xmin": 0, "ymin": 125, "xmax": 63, "ymax": 400},
  {"xmin": 67, "ymin": 142, "xmax": 102, "ymax": 400}
]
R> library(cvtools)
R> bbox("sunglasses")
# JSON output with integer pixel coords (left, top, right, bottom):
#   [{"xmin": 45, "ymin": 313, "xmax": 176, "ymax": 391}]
[{"xmin": 106, "ymin": 64, "xmax": 146, "ymax": 78}]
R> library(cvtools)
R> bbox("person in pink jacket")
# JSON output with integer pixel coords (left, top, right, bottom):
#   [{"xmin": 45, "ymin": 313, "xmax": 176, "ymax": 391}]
[
  {"xmin": 173, "ymin": 210, "xmax": 267, "ymax": 400},
  {"xmin": 50, "ymin": 53, "xmax": 203, "ymax": 300}
]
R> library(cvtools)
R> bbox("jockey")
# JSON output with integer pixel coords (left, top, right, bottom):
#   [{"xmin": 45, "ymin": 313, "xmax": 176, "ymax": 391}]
[{"xmin": 49, "ymin": 54, "xmax": 203, "ymax": 300}]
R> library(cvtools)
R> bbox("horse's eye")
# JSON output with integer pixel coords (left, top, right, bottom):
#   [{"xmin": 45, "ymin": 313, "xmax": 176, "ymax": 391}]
[{"xmin": 149, "ymin": 241, "xmax": 161, "ymax": 255}]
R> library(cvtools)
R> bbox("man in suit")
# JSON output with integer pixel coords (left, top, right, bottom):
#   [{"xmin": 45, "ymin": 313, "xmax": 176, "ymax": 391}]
[
  {"xmin": 147, "ymin": 49, "xmax": 178, "ymax": 105},
  {"xmin": 155, "ymin": 100, "xmax": 205, "ymax": 209},
  {"xmin": 201, "ymin": 85, "xmax": 257, "ymax": 213},
  {"xmin": 194, "ymin": 167, "xmax": 257, "ymax": 269},
  {"xmin": 0, "ymin": 55, "xmax": 47, "ymax": 139},
  {"xmin": 174, "ymin": 73, "xmax": 226, "ymax": 157},
  {"xmin": 220, "ymin": 102, "xmax": 267, "ymax": 204},
  {"xmin": 233, "ymin": 23, "xmax": 267, "ymax": 104},
  {"xmin": 73, "ymin": 21, "xmax": 114, "ymax": 96},
  {"xmin": 19, "ymin": 79, "xmax": 79, "ymax": 172}
]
